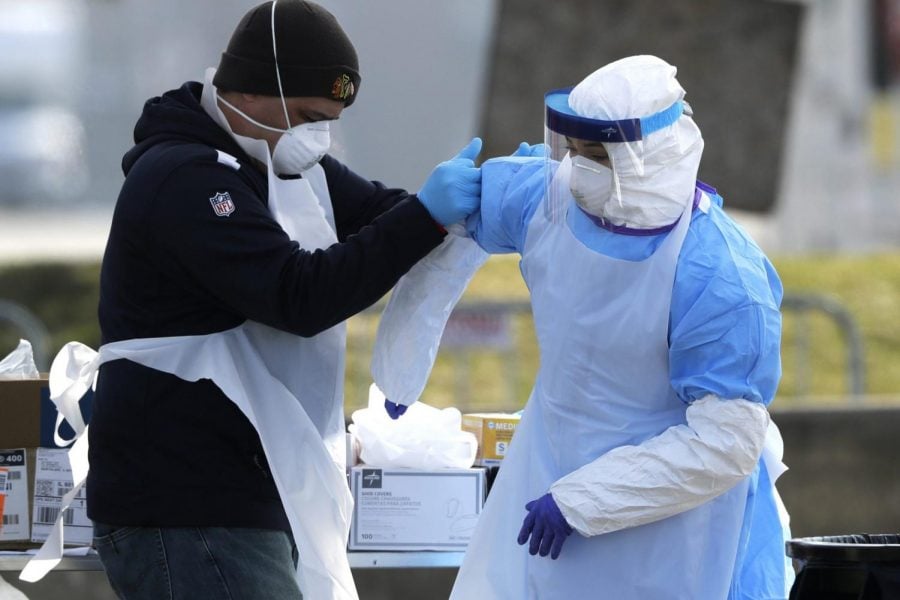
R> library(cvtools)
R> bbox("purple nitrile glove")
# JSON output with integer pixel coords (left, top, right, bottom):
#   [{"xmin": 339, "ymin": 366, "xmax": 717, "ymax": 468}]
[
  {"xmin": 517, "ymin": 492, "xmax": 573, "ymax": 560},
  {"xmin": 384, "ymin": 398, "xmax": 408, "ymax": 420}
]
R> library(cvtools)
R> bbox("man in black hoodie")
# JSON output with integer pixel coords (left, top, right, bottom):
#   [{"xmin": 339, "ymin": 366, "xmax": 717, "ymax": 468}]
[{"xmin": 88, "ymin": 1, "xmax": 483, "ymax": 598}]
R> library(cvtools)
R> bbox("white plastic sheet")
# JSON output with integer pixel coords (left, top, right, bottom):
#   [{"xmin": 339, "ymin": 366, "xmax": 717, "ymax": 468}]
[
  {"xmin": 0, "ymin": 340, "xmax": 40, "ymax": 379},
  {"xmin": 349, "ymin": 384, "xmax": 476, "ymax": 470}
]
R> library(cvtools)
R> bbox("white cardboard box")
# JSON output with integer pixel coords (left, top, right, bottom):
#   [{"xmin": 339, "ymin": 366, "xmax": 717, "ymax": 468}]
[
  {"xmin": 348, "ymin": 466, "xmax": 485, "ymax": 551},
  {"xmin": 30, "ymin": 448, "xmax": 91, "ymax": 546}
]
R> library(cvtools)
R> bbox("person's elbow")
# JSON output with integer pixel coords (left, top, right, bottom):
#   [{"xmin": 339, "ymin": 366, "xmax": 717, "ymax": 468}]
[{"xmin": 687, "ymin": 395, "xmax": 770, "ymax": 480}]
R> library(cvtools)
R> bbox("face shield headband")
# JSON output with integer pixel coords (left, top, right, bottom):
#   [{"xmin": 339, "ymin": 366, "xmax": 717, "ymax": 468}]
[{"xmin": 544, "ymin": 88, "xmax": 684, "ymax": 144}]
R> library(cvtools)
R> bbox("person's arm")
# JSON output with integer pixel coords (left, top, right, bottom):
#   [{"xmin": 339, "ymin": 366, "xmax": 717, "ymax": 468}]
[
  {"xmin": 320, "ymin": 154, "xmax": 439, "ymax": 240},
  {"xmin": 322, "ymin": 137, "xmax": 482, "ymax": 239},
  {"xmin": 550, "ymin": 394, "xmax": 769, "ymax": 537},
  {"xmin": 465, "ymin": 157, "xmax": 546, "ymax": 254},
  {"xmin": 147, "ymin": 159, "xmax": 445, "ymax": 337},
  {"xmin": 549, "ymin": 224, "xmax": 783, "ymax": 537}
]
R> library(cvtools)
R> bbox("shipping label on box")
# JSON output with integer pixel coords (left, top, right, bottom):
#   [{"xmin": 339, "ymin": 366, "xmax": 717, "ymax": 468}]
[
  {"xmin": 30, "ymin": 448, "xmax": 91, "ymax": 546},
  {"xmin": 0, "ymin": 448, "xmax": 30, "ymax": 542},
  {"xmin": 461, "ymin": 413, "xmax": 521, "ymax": 466},
  {"xmin": 349, "ymin": 467, "xmax": 485, "ymax": 551}
]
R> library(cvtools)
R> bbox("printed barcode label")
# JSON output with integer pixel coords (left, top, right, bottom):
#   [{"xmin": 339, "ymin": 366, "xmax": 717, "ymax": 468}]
[
  {"xmin": 36, "ymin": 506, "xmax": 75, "ymax": 526},
  {"xmin": 0, "ymin": 471, "xmax": 6, "ymax": 492},
  {"xmin": 2, "ymin": 514, "xmax": 19, "ymax": 525}
]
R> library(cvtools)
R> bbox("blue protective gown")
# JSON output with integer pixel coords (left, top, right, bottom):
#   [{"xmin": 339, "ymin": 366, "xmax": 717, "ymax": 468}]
[{"xmin": 457, "ymin": 157, "xmax": 790, "ymax": 599}]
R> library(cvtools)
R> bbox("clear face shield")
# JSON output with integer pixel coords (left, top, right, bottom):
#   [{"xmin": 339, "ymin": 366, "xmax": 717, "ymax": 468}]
[{"xmin": 543, "ymin": 88, "xmax": 686, "ymax": 224}]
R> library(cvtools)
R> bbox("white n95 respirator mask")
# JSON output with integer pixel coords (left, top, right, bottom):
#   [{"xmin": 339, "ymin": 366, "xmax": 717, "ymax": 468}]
[
  {"xmin": 215, "ymin": 94, "xmax": 331, "ymax": 175},
  {"xmin": 569, "ymin": 155, "xmax": 614, "ymax": 217},
  {"xmin": 270, "ymin": 120, "xmax": 330, "ymax": 175}
]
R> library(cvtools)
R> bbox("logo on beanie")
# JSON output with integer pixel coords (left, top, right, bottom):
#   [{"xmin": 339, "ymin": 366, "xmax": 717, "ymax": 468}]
[{"xmin": 331, "ymin": 74, "xmax": 355, "ymax": 101}]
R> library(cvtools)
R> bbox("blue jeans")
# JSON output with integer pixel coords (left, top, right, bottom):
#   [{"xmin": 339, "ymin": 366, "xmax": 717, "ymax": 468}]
[{"xmin": 93, "ymin": 523, "xmax": 302, "ymax": 600}]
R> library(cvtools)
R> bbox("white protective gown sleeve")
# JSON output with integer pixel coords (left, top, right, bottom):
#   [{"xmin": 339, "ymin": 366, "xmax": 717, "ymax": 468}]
[
  {"xmin": 550, "ymin": 394, "xmax": 770, "ymax": 537},
  {"xmin": 371, "ymin": 224, "xmax": 489, "ymax": 407}
]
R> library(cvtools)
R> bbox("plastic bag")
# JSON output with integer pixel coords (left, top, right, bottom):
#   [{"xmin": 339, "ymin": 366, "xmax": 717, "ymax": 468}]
[
  {"xmin": 349, "ymin": 384, "xmax": 477, "ymax": 469},
  {"xmin": 0, "ymin": 339, "xmax": 40, "ymax": 380},
  {"xmin": 371, "ymin": 225, "xmax": 488, "ymax": 407}
]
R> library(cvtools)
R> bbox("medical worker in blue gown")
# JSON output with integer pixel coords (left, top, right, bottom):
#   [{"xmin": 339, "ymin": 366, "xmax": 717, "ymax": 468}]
[{"xmin": 450, "ymin": 55, "xmax": 793, "ymax": 599}]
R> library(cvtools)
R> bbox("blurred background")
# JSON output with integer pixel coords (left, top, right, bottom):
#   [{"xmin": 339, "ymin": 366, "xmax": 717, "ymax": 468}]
[{"xmin": 0, "ymin": 0, "xmax": 899, "ymax": 597}]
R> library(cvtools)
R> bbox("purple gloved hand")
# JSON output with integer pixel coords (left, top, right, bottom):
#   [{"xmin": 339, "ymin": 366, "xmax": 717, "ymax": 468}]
[
  {"xmin": 384, "ymin": 399, "xmax": 408, "ymax": 420},
  {"xmin": 517, "ymin": 492, "xmax": 573, "ymax": 559}
]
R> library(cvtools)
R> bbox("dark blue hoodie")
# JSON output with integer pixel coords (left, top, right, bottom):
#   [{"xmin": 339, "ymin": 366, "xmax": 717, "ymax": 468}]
[{"xmin": 88, "ymin": 82, "xmax": 445, "ymax": 531}]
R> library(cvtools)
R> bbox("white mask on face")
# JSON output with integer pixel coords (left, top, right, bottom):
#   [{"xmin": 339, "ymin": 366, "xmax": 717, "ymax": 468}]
[
  {"xmin": 271, "ymin": 120, "xmax": 330, "ymax": 174},
  {"xmin": 567, "ymin": 120, "xmax": 704, "ymax": 230},
  {"xmin": 569, "ymin": 154, "xmax": 614, "ymax": 218},
  {"xmin": 216, "ymin": 94, "xmax": 330, "ymax": 175}
]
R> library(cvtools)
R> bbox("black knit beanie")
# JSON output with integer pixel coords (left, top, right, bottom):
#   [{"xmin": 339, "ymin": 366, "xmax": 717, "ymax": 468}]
[{"xmin": 213, "ymin": 0, "xmax": 360, "ymax": 106}]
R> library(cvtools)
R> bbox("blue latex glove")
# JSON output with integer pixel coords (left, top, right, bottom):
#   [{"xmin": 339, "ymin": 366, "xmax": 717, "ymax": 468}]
[
  {"xmin": 418, "ymin": 138, "xmax": 483, "ymax": 226},
  {"xmin": 517, "ymin": 492, "xmax": 573, "ymax": 559},
  {"xmin": 511, "ymin": 142, "xmax": 547, "ymax": 158},
  {"xmin": 384, "ymin": 399, "xmax": 408, "ymax": 420}
]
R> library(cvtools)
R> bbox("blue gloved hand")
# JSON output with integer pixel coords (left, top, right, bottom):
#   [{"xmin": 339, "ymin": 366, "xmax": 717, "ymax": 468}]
[
  {"xmin": 517, "ymin": 492, "xmax": 573, "ymax": 560},
  {"xmin": 384, "ymin": 399, "xmax": 408, "ymax": 420},
  {"xmin": 511, "ymin": 142, "xmax": 547, "ymax": 158},
  {"xmin": 417, "ymin": 138, "xmax": 483, "ymax": 226}
]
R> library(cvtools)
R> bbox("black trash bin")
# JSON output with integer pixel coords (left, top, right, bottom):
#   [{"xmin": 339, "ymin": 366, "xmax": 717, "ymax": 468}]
[{"xmin": 786, "ymin": 534, "xmax": 900, "ymax": 599}]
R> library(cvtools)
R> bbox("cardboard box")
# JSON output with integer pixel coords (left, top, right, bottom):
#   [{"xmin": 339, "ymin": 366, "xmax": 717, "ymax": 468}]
[
  {"xmin": 348, "ymin": 466, "xmax": 485, "ymax": 551},
  {"xmin": 461, "ymin": 413, "xmax": 521, "ymax": 466},
  {"xmin": 0, "ymin": 447, "xmax": 90, "ymax": 549},
  {"xmin": 30, "ymin": 447, "xmax": 91, "ymax": 546},
  {"xmin": 0, "ymin": 377, "xmax": 93, "ymax": 449}
]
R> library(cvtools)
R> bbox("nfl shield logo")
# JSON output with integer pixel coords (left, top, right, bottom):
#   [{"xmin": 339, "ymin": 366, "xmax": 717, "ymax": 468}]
[{"xmin": 209, "ymin": 191, "xmax": 235, "ymax": 217}]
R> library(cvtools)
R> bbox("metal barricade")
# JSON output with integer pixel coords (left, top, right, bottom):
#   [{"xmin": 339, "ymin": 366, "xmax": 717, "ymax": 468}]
[
  {"xmin": 347, "ymin": 292, "xmax": 866, "ymax": 411},
  {"xmin": 781, "ymin": 292, "xmax": 865, "ymax": 398}
]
